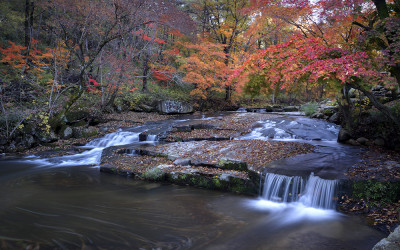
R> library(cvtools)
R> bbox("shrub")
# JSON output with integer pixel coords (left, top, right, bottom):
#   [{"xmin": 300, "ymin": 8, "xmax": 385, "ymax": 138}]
[
  {"xmin": 301, "ymin": 102, "xmax": 319, "ymax": 116},
  {"xmin": 353, "ymin": 180, "xmax": 400, "ymax": 206}
]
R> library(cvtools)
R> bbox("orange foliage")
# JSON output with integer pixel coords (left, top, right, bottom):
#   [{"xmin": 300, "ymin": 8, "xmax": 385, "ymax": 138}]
[
  {"xmin": 0, "ymin": 40, "xmax": 52, "ymax": 74},
  {"xmin": 179, "ymin": 40, "xmax": 229, "ymax": 99}
]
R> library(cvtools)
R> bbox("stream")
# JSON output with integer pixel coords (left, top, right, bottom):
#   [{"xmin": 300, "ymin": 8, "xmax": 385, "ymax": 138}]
[{"xmin": 0, "ymin": 112, "xmax": 386, "ymax": 249}]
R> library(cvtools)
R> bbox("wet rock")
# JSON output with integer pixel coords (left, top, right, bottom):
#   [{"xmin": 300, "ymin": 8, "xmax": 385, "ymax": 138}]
[
  {"xmin": 174, "ymin": 158, "xmax": 191, "ymax": 165},
  {"xmin": 328, "ymin": 112, "xmax": 340, "ymax": 124},
  {"xmin": 175, "ymin": 125, "xmax": 192, "ymax": 132},
  {"xmin": 373, "ymin": 226, "xmax": 400, "ymax": 250},
  {"xmin": 218, "ymin": 158, "xmax": 248, "ymax": 171},
  {"xmin": 246, "ymin": 107, "xmax": 266, "ymax": 113},
  {"xmin": 375, "ymin": 138, "xmax": 385, "ymax": 147},
  {"xmin": 356, "ymin": 137, "xmax": 369, "ymax": 145},
  {"xmin": 311, "ymin": 112, "xmax": 325, "ymax": 119},
  {"xmin": 338, "ymin": 128, "xmax": 351, "ymax": 142},
  {"xmin": 347, "ymin": 139, "xmax": 359, "ymax": 146},
  {"xmin": 138, "ymin": 133, "xmax": 148, "ymax": 141},
  {"xmin": 283, "ymin": 106, "xmax": 299, "ymax": 112},
  {"xmin": 158, "ymin": 100, "xmax": 193, "ymax": 114},
  {"xmin": 265, "ymin": 105, "xmax": 273, "ymax": 112}
]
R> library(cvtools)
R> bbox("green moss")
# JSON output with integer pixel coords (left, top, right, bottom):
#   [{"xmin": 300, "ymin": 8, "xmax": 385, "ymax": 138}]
[
  {"xmin": 353, "ymin": 180, "xmax": 400, "ymax": 206},
  {"xmin": 142, "ymin": 168, "xmax": 165, "ymax": 181},
  {"xmin": 322, "ymin": 109, "xmax": 335, "ymax": 116},
  {"xmin": 213, "ymin": 177, "xmax": 222, "ymax": 188},
  {"xmin": 218, "ymin": 158, "xmax": 248, "ymax": 171}
]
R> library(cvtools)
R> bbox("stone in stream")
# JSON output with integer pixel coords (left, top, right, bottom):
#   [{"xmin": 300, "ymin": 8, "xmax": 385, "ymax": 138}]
[
  {"xmin": 373, "ymin": 225, "xmax": 400, "ymax": 250},
  {"xmin": 338, "ymin": 128, "xmax": 351, "ymax": 142},
  {"xmin": 158, "ymin": 100, "xmax": 193, "ymax": 114},
  {"xmin": 283, "ymin": 106, "xmax": 299, "ymax": 112},
  {"xmin": 328, "ymin": 112, "xmax": 340, "ymax": 124}
]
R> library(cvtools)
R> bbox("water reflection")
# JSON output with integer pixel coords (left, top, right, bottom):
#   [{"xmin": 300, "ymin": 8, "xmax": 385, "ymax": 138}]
[{"xmin": 0, "ymin": 161, "xmax": 385, "ymax": 249}]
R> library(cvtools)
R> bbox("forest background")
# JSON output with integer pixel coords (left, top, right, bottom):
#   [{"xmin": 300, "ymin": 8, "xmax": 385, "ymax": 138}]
[{"xmin": 0, "ymin": 0, "xmax": 399, "ymax": 151}]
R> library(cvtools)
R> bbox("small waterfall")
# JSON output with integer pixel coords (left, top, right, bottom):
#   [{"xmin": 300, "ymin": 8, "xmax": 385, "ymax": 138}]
[
  {"xmin": 261, "ymin": 172, "xmax": 337, "ymax": 209},
  {"xmin": 146, "ymin": 134, "xmax": 158, "ymax": 142},
  {"xmin": 27, "ymin": 130, "xmax": 142, "ymax": 167},
  {"xmin": 262, "ymin": 173, "xmax": 304, "ymax": 203},
  {"xmin": 300, "ymin": 173, "xmax": 337, "ymax": 209},
  {"xmin": 86, "ymin": 131, "xmax": 140, "ymax": 148}
]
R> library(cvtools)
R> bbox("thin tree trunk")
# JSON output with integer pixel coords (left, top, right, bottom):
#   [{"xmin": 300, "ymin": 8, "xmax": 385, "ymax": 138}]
[{"xmin": 142, "ymin": 52, "xmax": 149, "ymax": 92}]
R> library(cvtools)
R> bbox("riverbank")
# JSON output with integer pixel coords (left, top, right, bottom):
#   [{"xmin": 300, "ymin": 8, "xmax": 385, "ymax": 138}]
[{"xmin": 341, "ymin": 146, "xmax": 400, "ymax": 233}]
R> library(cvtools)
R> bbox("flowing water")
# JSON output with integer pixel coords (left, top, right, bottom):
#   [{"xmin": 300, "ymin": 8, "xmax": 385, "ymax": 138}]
[{"xmin": 0, "ymin": 113, "xmax": 386, "ymax": 249}]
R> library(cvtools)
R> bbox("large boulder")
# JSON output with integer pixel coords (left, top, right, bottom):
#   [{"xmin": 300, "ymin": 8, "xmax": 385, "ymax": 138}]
[
  {"xmin": 328, "ymin": 112, "xmax": 341, "ymax": 124},
  {"xmin": 373, "ymin": 226, "xmax": 400, "ymax": 250},
  {"xmin": 158, "ymin": 100, "xmax": 193, "ymax": 114},
  {"xmin": 338, "ymin": 128, "xmax": 351, "ymax": 142},
  {"xmin": 65, "ymin": 110, "xmax": 89, "ymax": 124}
]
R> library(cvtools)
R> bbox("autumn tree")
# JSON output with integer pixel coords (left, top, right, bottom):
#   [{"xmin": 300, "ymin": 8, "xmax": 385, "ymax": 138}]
[
  {"xmin": 234, "ymin": 35, "xmax": 399, "ymax": 127},
  {"xmin": 39, "ymin": 0, "xmax": 186, "ymax": 126},
  {"xmin": 179, "ymin": 40, "xmax": 228, "ymax": 102},
  {"xmin": 191, "ymin": 0, "xmax": 250, "ymax": 100}
]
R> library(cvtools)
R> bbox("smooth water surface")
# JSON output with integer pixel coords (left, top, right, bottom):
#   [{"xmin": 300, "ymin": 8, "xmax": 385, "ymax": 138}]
[
  {"xmin": 0, "ymin": 161, "xmax": 385, "ymax": 249},
  {"xmin": 0, "ymin": 113, "xmax": 386, "ymax": 249}
]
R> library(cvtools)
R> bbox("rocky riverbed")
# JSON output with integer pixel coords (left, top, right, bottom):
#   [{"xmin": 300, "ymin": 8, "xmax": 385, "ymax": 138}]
[{"xmin": 16, "ymin": 111, "xmax": 400, "ymax": 235}]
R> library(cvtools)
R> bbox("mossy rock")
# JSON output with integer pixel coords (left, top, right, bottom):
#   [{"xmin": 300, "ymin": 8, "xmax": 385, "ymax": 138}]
[
  {"xmin": 218, "ymin": 158, "xmax": 248, "ymax": 171},
  {"xmin": 65, "ymin": 110, "xmax": 89, "ymax": 124},
  {"xmin": 165, "ymin": 171, "xmax": 257, "ymax": 194},
  {"xmin": 322, "ymin": 109, "xmax": 336, "ymax": 117},
  {"xmin": 142, "ymin": 167, "xmax": 166, "ymax": 181}
]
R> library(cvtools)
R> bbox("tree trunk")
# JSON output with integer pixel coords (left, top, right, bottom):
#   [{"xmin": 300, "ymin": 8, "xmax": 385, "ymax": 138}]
[
  {"xmin": 372, "ymin": 0, "xmax": 390, "ymax": 19},
  {"xmin": 337, "ymin": 85, "xmax": 355, "ymax": 132},
  {"xmin": 349, "ymin": 83, "xmax": 400, "ymax": 128},
  {"xmin": 142, "ymin": 51, "xmax": 149, "ymax": 92},
  {"xmin": 225, "ymin": 85, "xmax": 231, "ymax": 101},
  {"xmin": 24, "ymin": 0, "xmax": 34, "ymax": 47}
]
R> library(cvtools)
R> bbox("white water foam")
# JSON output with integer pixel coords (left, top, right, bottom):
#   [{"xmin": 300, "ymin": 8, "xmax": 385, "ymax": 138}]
[
  {"xmin": 85, "ymin": 130, "xmax": 141, "ymax": 148},
  {"xmin": 145, "ymin": 134, "xmax": 158, "ymax": 142},
  {"xmin": 25, "ymin": 130, "xmax": 141, "ymax": 167},
  {"xmin": 245, "ymin": 172, "xmax": 339, "ymax": 224}
]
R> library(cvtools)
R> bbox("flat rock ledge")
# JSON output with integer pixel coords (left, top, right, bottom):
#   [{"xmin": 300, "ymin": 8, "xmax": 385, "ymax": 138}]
[{"xmin": 100, "ymin": 139, "xmax": 315, "ymax": 195}]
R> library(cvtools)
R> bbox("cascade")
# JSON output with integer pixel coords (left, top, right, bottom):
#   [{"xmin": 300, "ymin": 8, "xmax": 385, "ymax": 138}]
[
  {"xmin": 145, "ymin": 134, "xmax": 159, "ymax": 142},
  {"xmin": 262, "ymin": 173, "xmax": 304, "ymax": 202},
  {"xmin": 27, "ymin": 130, "xmax": 142, "ymax": 167},
  {"xmin": 86, "ymin": 130, "xmax": 140, "ymax": 148},
  {"xmin": 261, "ymin": 172, "xmax": 337, "ymax": 209}
]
